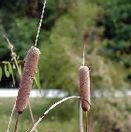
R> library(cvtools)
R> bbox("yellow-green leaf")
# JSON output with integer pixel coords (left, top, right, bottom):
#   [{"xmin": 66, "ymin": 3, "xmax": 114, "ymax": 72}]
[
  {"xmin": 8, "ymin": 62, "xmax": 15, "ymax": 86},
  {"xmin": 4, "ymin": 64, "xmax": 10, "ymax": 78},
  {"xmin": 0, "ymin": 66, "xmax": 2, "ymax": 81},
  {"xmin": 34, "ymin": 68, "xmax": 41, "ymax": 89}
]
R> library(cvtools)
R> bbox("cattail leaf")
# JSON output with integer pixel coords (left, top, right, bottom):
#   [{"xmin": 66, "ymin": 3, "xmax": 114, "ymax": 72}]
[
  {"xmin": 8, "ymin": 62, "xmax": 15, "ymax": 86},
  {"xmin": 34, "ymin": 68, "xmax": 41, "ymax": 89},
  {"xmin": 4, "ymin": 64, "xmax": 10, "ymax": 78},
  {"xmin": 0, "ymin": 66, "xmax": 2, "ymax": 81}
]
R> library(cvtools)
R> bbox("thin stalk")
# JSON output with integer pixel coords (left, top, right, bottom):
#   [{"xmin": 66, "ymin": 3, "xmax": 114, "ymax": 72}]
[
  {"xmin": 79, "ymin": 103, "xmax": 84, "ymax": 132},
  {"xmin": 3, "ymin": 34, "xmax": 21, "ymax": 76},
  {"xmin": 14, "ymin": 57, "xmax": 22, "ymax": 77},
  {"xmin": 88, "ymin": 109, "xmax": 93, "ymax": 132},
  {"xmin": 3, "ymin": 34, "xmax": 14, "ymax": 54},
  {"xmin": 29, "ymin": 96, "xmax": 80, "ymax": 132},
  {"xmin": 28, "ymin": 101, "xmax": 38, "ymax": 132},
  {"xmin": 34, "ymin": 0, "xmax": 47, "ymax": 47},
  {"xmin": 83, "ymin": 43, "xmax": 85, "ymax": 66},
  {"xmin": 28, "ymin": 101, "xmax": 35, "ymax": 124},
  {"xmin": 14, "ymin": 113, "xmax": 20, "ymax": 132},
  {"xmin": 6, "ymin": 102, "xmax": 16, "ymax": 132},
  {"xmin": 85, "ymin": 111, "xmax": 88, "ymax": 132}
]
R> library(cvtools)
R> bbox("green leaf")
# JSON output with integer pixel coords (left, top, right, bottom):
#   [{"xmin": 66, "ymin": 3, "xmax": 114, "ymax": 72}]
[
  {"xmin": 18, "ymin": 64, "xmax": 22, "ymax": 76},
  {"xmin": 8, "ymin": 62, "xmax": 12, "ymax": 74},
  {"xmin": 34, "ymin": 68, "xmax": 41, "ymax": 89},
  {"xmin": 4, "ymin": 64, "xmax": 10, "ymax": 78},
  {"xmin": 8, "ymin": 62, "xmax": 15, "ymax": 86},
  {"xmin": 0, "ymin": 66, "xmax": 2, "ymax": 81}
]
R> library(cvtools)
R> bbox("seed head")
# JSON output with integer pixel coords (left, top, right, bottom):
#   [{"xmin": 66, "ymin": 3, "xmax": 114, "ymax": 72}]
[
  {"xmin": 79, "ymin": 66, "xmax": 90, "ymax": 111},
  {"xmin": 16, "ymin": 46, "xmax": 40, "ymax": 114}
]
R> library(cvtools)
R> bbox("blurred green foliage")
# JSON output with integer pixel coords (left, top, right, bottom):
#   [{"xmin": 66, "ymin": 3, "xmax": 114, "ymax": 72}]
[
  {"xmin": 101, "ymin": 0, "xmax": 131, "ymax": 82},
  {"xmin": 93, "ymin": 97, "xmax": 131, "ymax": 132},
  {"xmin": 0, "ymin": 0, "xmax": 130, "ymax": 90}
]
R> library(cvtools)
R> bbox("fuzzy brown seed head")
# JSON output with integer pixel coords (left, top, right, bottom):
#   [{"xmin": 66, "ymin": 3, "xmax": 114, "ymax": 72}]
[
  {"xmin": 16, "ymin": 46, "xmax": 40, "ymax": 114},
  {"xmin": 79, "ymin": 66, "xmax": 90, "ymax": 111}
]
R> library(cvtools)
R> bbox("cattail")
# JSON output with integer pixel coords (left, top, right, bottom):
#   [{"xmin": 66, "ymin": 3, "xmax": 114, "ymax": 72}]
[
  {"xmin": 79, "ymin": 66, "xmax": 90, "ymax": 111},
  {"xmin": 16, "ymin": 46, "xmax": 40, "ymax": 114}
]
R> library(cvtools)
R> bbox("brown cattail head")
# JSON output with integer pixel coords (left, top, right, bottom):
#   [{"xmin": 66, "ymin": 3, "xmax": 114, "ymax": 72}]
[
  {"xmin": 79, "ymin": 66, "xmax": 90, "ymax": 111},
  {"xmin": 16, "ymin": 46, "xmax": 40, "ymax": 114}
]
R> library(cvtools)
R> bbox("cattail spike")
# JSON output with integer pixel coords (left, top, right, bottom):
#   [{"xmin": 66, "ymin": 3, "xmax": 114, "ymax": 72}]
[
  {"xmin": 79, "ymin": 66, "xmax": 90, "ymax": 111},
  {"xmin": 16, "ymin": 46, "xmax": 40, "ymax": 114}
]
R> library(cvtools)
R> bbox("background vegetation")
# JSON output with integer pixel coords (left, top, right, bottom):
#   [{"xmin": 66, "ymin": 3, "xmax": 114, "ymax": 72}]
[{"xmin": 0, "ymin": 0, "xmax": 131, "ymax": 131}]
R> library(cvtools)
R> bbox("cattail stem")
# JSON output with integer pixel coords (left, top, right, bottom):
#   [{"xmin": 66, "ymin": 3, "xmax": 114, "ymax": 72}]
[
  {"xmin": 90, "ymin": 111, "xmax": 94, "ymax": 132},
  {"xmin": 28, "ymin": 101, "xmax": 38, "ymax": 132},
  {"xmin": 28, "ymin": 101, "xmax": 35, "ymax": 124},
  {"xmin": 79, "ymin": 104, "xmax": 84, "ymax": 132},
  {"xmin": 85, "ymin": 112, "xmax": 88, "ymax": 132},
  {"xmin": 6, "ymin": 102, "xmax": 16, "ymax": 132},
  {"xmin": 34, "ymin": 0, "xmax": 46, "ymax": 47},
  {"xmin": 14, "ymin": 113, "xmax": 20, "ymax": 132},
  {"xmin": 82, "ymin": 43, "xmax": 85, "ymax": 66}
]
